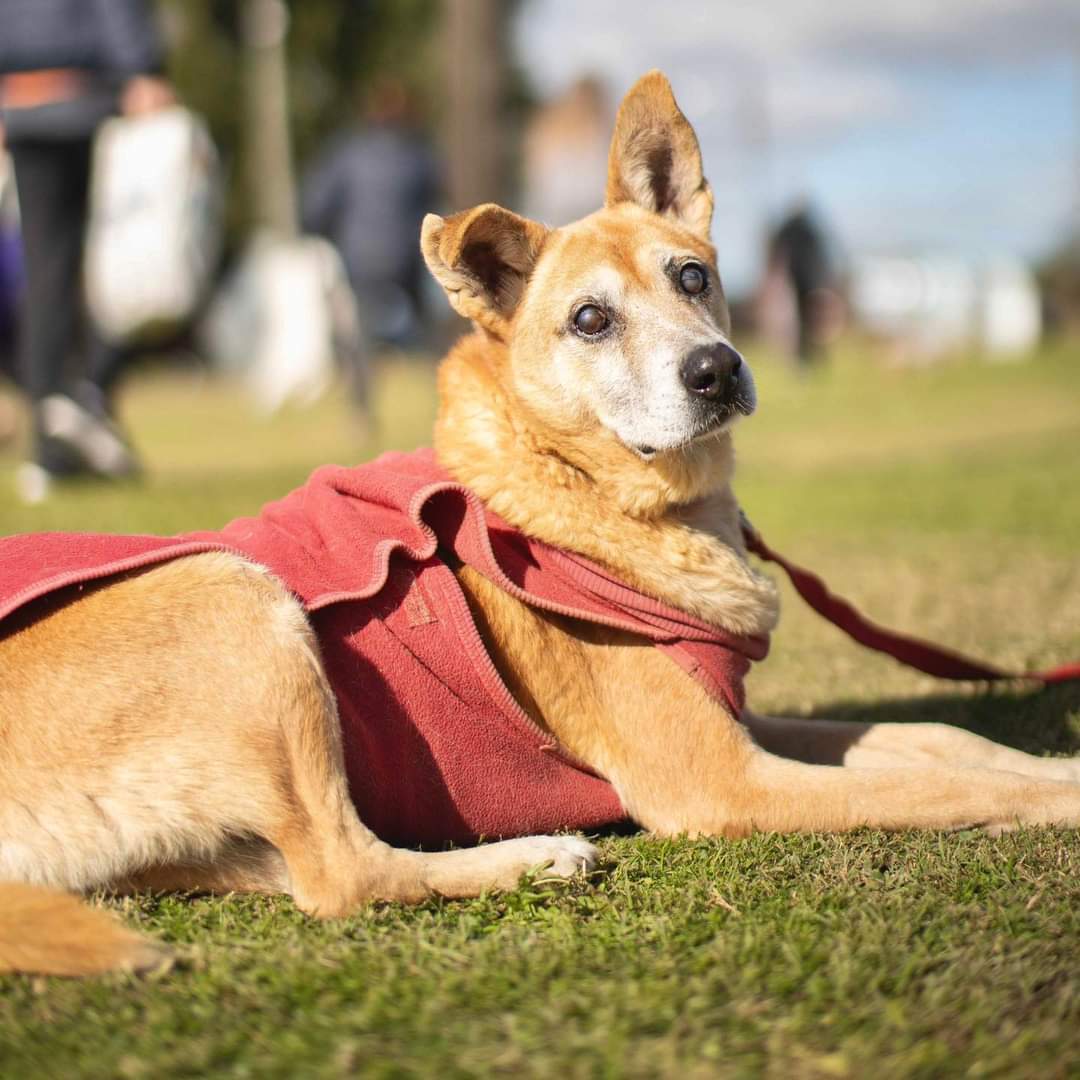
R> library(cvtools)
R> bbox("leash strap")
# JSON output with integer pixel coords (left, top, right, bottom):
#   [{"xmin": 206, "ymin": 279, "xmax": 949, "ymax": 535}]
[{"xmin": 741, "ymin": 519, "xmax": 1080, "ymax": 686}]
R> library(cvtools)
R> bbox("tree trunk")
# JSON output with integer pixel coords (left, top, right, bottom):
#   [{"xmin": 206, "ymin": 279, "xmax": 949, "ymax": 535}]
[
  {"xmin": 241, "ymin": 0, "xmax": 296, "ymax": 235},
  {"xmin": 442, "ymin": 0, "xmax": 505, "ymax": 211}
]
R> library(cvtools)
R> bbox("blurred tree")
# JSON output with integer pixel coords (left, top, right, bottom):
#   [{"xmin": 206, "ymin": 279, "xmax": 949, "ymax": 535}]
[
  {"xmin": 242, "ymin": 0, "xmax": 295, "ymax": 234},
  {"xmin": 285, "ymin": 0, "xmax": 440, "ymax": 165},
  {"xmin": 442, "ymin": 0, "xmax": 503, "ymax": 209},
  {"xmin": 159, "ymin": 0, "xmax": 540, "ymax": 247},
  {"xmin": 159, "ymin": 0, "xmax": 442, "ymax": 240}
]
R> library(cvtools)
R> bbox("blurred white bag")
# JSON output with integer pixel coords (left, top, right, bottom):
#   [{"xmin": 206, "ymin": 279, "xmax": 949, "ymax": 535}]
[
  {"xmin": 85, "ymin": 105, "xmax": 223, "ymax": 343},
  {"xmin": 199, "ymin": 230, "xmax": 364, "ymax": 413}
]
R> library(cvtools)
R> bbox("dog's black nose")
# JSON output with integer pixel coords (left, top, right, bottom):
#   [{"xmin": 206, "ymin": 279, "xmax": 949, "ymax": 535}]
[{"xmin": 679, "ymin": 343, "xmax": 742, "ymax": 402}]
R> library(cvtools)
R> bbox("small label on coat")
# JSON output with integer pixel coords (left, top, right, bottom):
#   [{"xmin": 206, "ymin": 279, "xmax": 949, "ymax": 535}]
[{"xmin": 401, "ymin": 571, "xmax": 437, "ymax": 627}]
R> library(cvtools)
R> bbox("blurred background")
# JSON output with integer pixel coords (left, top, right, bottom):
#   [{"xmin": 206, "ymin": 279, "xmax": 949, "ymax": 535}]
[{"xmin": 0, "ymin": 0, "xmax": 1077, "ymax": 517}]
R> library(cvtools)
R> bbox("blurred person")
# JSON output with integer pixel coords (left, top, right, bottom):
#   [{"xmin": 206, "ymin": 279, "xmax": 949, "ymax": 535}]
[
  {"xmin": 522, "ymin": 75, "xmax": 611, "ymax": 227},
  {"xmin": 0, "ymin": 0, "xmax": 175, "ymax": 503},
  {"xmin": 764, "ymin": 201, "xmax": 835, "ymax": 365},
  {"xmin": 300, "ymin": 77, "xmax": 440, "ymax": 396},
  {"xmin": 0, "ymin": 123, "xmax": 19, "ymax": 445},
  {"xmin": 0, "ymin": 123, "xmax": 20, "ymax": 379}
]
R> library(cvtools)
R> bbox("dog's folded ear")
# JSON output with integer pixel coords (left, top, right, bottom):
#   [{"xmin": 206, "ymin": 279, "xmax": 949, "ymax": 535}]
[
  {"xmin": 605, "ymin": 70, "xmax": 713, "ymax": 240},
  {"xmin": 421, "ymin": 204, "xmax": 549, "ymax": 338}
]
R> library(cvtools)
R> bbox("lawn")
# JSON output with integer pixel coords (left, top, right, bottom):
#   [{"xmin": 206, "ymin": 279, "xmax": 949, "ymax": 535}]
[{"xmin": 1, "ymin": 339, "xmax": 1079, "ymax": 1078}]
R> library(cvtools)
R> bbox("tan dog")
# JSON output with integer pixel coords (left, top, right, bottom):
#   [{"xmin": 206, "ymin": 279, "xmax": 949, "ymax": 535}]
[{"xmin": 3, "ymin": 71, "xmax": 1079, "ymax": 977}]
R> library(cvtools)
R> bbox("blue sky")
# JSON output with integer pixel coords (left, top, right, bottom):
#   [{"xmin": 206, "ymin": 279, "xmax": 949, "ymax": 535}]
[{"xmin": 514, "ymin": 0, "xmax": 1078, "ymax": 296}]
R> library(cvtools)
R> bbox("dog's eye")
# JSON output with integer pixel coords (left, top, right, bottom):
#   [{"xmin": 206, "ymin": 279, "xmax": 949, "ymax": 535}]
[
  {"xmin": 573, "ymin": 304, "xmax": 608, "ymax": 336},
  {"xmin": 679, "ymin": 263, "xmax": 707, "ymax": 296}
]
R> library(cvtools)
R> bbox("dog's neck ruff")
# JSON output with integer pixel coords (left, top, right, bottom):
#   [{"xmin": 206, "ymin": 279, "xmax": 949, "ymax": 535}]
[
  {"xmin": 432, "ymin": 338, "xmax": 779, "ymax": 638},
  {"xmin": 0, "ymin": 449, "xmax": 768, "ymax": 846}
]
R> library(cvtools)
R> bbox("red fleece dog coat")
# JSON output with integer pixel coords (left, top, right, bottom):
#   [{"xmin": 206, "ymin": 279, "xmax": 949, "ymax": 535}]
[{"xmin": 0, "ymin": 449, "xmax": 769, "ymax": 847}]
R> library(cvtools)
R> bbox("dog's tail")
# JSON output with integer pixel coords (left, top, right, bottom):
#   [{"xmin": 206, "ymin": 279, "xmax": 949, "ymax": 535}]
[{"xmin": 0, "ymin": 883, "xmax": 171, "ymax": 977}]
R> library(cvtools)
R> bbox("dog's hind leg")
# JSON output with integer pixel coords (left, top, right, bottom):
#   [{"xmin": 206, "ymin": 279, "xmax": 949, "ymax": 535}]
[
  {"xmin": 0, "ymin": 552, "xmax": 595, "ymax": 917},
  {"xmin": 112, "ymin": 838, "xmax": 291, "ymax": 898},
  {"xmin": 243, "ymin": 607, "xmax": 597, "ymax": 914},
  {"xmin": 119, "ymin": 833, "xmax": 598, "ymax": 914}
]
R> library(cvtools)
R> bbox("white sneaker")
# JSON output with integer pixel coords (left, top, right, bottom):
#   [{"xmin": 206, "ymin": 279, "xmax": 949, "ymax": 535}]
[
  {"xmin": 39, "ymin": 394, "xmax": 138, "ymax": 477},
  {"xmin": 14, "ymin": 461, "xmax": 53, "ymax": 505}
]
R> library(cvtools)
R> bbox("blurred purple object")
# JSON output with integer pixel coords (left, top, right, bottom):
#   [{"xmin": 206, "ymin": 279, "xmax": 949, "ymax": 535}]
[{"xmin": 0, "ymin": 226, "xmax": 22, "ymax": 370}]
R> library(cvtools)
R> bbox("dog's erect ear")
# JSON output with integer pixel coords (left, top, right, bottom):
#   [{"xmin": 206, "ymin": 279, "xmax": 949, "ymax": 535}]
[
  {"xmin": 421, "ymin": 204, "xmax": 549, "ymax": 337},
  {"xmin": 605, "ymin": 70, "xmax": 713, "ymax": 239}
]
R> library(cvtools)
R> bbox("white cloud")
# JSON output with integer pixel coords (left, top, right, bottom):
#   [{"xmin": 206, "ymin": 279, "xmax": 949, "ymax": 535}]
[
  {"xmin": 514, "ymin": 0, "xmax": 1077, "ymax": 140},
  {"xmin": 512, "ymin": 0, "xmax": 1078, "ymax": 292},
  {"xmin": 814, "ymin": 0, "xmax": 1080, "ymax": 66}
]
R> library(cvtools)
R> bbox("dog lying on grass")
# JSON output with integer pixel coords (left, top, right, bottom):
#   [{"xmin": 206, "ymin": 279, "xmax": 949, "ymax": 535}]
[{"xmin": 3, "ymin": 71, "xmax": 1079, "ymax": 976}]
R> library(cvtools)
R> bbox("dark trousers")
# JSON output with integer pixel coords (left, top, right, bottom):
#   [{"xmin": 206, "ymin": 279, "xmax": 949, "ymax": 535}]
[{"xmin": 8, "ymin": 137, "xmax": 124, "ymax": 460}]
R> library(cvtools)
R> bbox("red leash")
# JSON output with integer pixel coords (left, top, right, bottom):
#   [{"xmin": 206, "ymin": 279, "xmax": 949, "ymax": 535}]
[{"xmin": 741, "ymin": 518, "xmax": 1080, "ymax": 686}]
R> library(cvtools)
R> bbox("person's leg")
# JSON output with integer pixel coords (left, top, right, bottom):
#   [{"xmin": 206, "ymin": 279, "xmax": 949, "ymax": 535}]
[
  {"xmin": 9, "ymin": 137, "xmax": 138, "ymax": 499},
  {"xmin": 84, "ymin": 334, "xmax": 130, "ymax": 403},
  {"xmin": 793, "ymin": 283, "xmax": 816, "ymax": 365},
  {"xmin": 8, "ymin": 138, "xmax": 91, "ymax": 470}
]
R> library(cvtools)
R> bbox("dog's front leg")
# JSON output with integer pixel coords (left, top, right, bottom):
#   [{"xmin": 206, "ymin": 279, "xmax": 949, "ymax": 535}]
[
  {"xmin": 595, "ymin": 685, "xmax": 1080, "ymax": 837},
  {"xmin": 453, "ymin": 568, "xmax": 1080, "ymax": 837},
  {"xmin": 741, "ymin": 710, "xmax": 1080, "ymax": 783}
]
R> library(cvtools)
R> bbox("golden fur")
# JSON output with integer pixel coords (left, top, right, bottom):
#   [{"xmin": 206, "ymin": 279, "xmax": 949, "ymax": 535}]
[{"xmin": 2, "ymin": 71, "xmax": 1079, "ymax": 976}]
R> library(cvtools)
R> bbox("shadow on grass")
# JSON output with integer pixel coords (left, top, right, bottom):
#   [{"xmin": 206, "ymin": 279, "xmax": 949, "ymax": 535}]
[{"xmin": 808, "ymin": 681, "xmax": 1080, "ymax": 757}]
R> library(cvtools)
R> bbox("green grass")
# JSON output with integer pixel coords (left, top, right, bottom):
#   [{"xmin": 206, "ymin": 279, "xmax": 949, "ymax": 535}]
[{"xmin": 1, "ymin": 341, "xmax": 1080, "ymax": 1078}]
